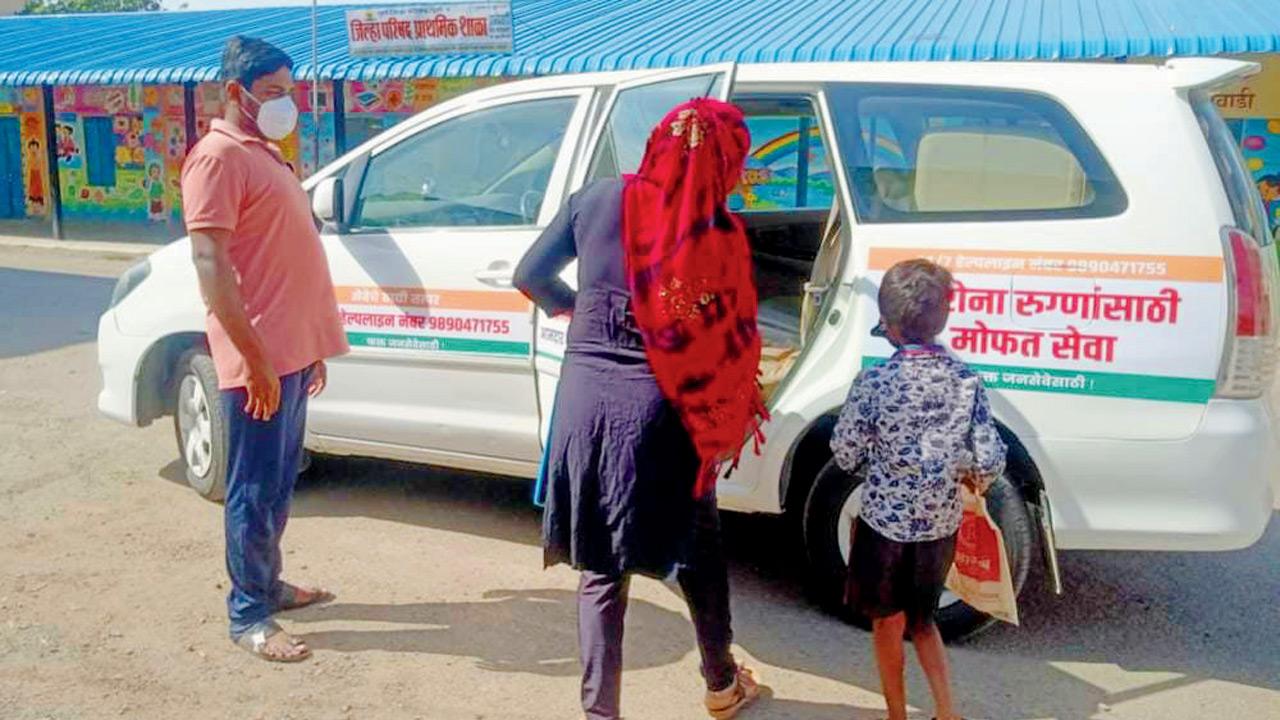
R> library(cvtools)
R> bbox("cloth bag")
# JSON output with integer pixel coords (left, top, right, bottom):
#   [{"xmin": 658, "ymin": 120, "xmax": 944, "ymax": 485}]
[{"xmin": 944, "ymin": 487, "xmax": 1020, "ymax": 625}]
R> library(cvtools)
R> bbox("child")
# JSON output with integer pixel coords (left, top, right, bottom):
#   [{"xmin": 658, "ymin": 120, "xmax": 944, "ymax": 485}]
[{"xmin": 830, "ymin": 258, "xmax": 1006, "ymax": 720}]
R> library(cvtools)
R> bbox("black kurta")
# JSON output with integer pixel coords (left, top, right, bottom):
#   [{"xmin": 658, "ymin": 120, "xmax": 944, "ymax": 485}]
[{"xmin": 514, "ymin": 178, "xmax": 706, "ymax": 578}]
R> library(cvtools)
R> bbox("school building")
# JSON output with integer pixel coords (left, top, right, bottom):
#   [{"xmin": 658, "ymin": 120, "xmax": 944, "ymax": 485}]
[{"xmin": 1, "ymin": 0, "xmax": 1280, "ymax": 243}]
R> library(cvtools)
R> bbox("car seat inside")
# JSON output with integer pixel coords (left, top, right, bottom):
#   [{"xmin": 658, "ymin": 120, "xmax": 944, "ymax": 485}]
[
  {"xmin": 741, "ymin": 206, "xmax": 831, "ymax": 402},
  {"xmin": 743, "ymin": 208, "xmax": 825, "ymax": 347}
]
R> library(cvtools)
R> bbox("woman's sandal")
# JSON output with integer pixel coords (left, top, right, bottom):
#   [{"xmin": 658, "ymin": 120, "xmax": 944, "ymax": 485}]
[
  {"xmin": 276, "ymin": 582, "xmax": 335, "ymax": 612},
  {"xmin": 234, "ymin": 622, "xmax": 312, "ymax": 663},
  {"xmin": 704, "ymin": 665, "xmax": 762, "ymax": 719}
]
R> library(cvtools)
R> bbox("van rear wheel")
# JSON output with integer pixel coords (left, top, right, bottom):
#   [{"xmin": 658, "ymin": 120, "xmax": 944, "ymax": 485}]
[{"xmin": 802, "ymin": 458, "xmax": 1033, "ymax": 640}]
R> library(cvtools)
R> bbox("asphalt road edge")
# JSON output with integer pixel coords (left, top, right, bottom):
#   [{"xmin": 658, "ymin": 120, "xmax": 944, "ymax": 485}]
[{"xmin": 0, "ymin": 235, "xmax": 158, "ymax": 258}]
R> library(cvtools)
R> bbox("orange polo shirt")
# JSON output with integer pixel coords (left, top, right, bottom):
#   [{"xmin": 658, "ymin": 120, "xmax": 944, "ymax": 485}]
[{"xmin": 181, "ymin": 119, "xmax": 349, "ymax": 390}]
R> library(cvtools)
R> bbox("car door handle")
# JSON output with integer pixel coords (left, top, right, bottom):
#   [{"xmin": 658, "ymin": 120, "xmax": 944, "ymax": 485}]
[{"xmin": 475, "ymin": 263, "xmax": 514, "ymax": 287}]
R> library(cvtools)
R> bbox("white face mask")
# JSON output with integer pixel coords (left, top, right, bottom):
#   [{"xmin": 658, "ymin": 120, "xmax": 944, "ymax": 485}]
[{"xmin": 243, "ymin": 90, "xmax": 298, "ymax": 141}]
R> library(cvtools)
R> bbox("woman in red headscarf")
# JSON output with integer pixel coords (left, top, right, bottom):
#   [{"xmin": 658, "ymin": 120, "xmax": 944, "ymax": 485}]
[{"xmin": 515, "ymin": 98, "xmax": 766, "ymax": 720}]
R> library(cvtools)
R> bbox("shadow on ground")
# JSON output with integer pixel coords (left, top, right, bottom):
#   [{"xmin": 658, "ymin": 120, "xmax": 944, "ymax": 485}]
[
  {"xmin": 0, "ymin": 268, "xmax": 114, "ymax": 358},
  {"xmin": 220, "ymin": 454, "xmax": 1280, "ymax": 719},
  {"xmin": 294, "ymin": 588, "xmax": 691, "ymax": 675}
]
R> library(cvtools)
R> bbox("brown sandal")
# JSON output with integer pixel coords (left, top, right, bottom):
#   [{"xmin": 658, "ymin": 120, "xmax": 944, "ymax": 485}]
[
  {"xmin": 704, "ymin": 665, "xmax": 761, "ymax": 719},
  {"xmin": 276, "ymin": 582, "xmax": 334, "ymax": 611}
]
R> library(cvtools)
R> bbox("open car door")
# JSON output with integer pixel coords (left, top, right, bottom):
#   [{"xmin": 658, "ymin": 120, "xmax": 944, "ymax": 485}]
[{"xmin": 533, "ymin": 63, "xmax": 738, "ymax": 450}]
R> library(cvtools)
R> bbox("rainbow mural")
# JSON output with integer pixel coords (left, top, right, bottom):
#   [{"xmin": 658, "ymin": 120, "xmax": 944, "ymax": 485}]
[
  {"xmin": 752, "ymin": 125, "xmax": 822, "ymax": 164},
  {"xmin": 732, "ymin": 117, "xmax": 834, "ymax": 211}
]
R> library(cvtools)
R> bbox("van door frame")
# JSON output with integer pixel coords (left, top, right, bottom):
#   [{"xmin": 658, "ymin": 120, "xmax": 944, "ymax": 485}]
[
  {"xmin": 726, "ymin": 82, "xmax": 857, "ymax": 418},
  {"xmin": 708, "ymin": 79, "xmax": 872, "ymax": 514},
  {"xmin": 568, "ymin": 63, "xmax": 738, "ymax": 193}
]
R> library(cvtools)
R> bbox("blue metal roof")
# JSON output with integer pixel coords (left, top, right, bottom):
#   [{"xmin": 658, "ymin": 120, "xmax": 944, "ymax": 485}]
[{"xmin": 2, "ymin": 0, "xmax": 1280, "ymax": 86}]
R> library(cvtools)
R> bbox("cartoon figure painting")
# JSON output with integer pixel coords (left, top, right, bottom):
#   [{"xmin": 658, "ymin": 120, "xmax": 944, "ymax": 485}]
[
  {"xmin": 145, "ymin": 163, "xmax": 165, "ymax": 220},
  {"xmin": 24, "ymin": 139, "xmax": 45, "ymax": 212},
  {"xmin": 55, "ymin": 122, "xmax": 80, "ymax": 164}
]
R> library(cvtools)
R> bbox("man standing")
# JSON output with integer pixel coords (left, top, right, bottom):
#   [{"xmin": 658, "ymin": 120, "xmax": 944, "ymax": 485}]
[{"xmin": 182, "ymin": 36, "xmax": 349, "ymax": 662}]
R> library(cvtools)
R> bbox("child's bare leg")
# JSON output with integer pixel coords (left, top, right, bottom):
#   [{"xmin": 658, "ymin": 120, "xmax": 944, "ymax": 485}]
[
  {"xmin": 872, "ymin": 613, "xmax": 909, "ymax": 720},
  {"xmin": 911, "ymin": 622, "xmax": 958, "ymax": 720}
]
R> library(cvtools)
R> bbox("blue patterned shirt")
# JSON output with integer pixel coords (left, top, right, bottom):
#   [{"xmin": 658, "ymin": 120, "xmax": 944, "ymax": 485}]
[{"xmin": 831, "ymin": 346, "xmax": 1007, "ymax": 543}]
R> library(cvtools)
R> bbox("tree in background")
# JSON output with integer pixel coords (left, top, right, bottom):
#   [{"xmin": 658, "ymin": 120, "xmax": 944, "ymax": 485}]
[{"xmin": 19, "ymin": 0, "xmax": 161, "ymax": 13}]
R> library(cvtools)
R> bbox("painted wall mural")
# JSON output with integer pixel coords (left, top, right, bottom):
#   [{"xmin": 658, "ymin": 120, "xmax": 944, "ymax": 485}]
[
  {"xmin": 0, "ymin": 86, "xmax": 50, "ymax": 218},
  {"xmin": 1225, "ymin": 117, "xmax": 1280, "ymax": 230},
  {"xmin": 1, "ymin": 76, "xmax": 510, "ymax": 229},
  {"xmin": 1211, "ymin": 54, "xmax": 1280, "ymax": 233},
  {"xmin": 731, "ymin": 116, "xmax": 835, "ymax": 212},
  {"xmin": 343, "ymin": 77, "xmax": 506, "ymax": 148},
  {"xmin": 143, "ymin": 84, "xmax": 188, "ymax": 222},
  {"xmin": 53, "ymin": 83, "xmax": 188, "ymax": 224}
]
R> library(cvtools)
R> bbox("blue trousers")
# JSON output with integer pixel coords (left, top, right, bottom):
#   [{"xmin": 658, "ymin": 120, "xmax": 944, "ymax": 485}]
[{"xmin": 221, "ymin": 367, "xmax": 311, "ymax": 639}]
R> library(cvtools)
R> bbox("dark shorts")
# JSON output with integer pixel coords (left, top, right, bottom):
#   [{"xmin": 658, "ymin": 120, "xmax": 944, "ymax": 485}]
[{"xmin": 846, "ymin": 517, "xmax": 957, "ymax": 635}]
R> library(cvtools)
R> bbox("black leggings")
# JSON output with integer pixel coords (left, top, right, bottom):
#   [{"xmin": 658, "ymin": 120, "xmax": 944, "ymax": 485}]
[{"xmin": 577, "ymin": 502, "xmax": 737, "ymax": 720}]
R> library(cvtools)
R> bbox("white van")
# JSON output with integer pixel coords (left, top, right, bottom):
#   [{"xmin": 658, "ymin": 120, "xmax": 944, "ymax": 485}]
[{"xmin": 97, "ymin": 59, "xmax": 1280, "ymax": 637}]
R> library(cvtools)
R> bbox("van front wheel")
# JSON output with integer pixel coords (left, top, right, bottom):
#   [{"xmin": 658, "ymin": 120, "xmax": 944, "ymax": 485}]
[
  {"xmin": 173, "ymin": 350, "xmax": 228, "ymax": 503},
  {"xmin": 801, "ymin": 458, "xmax": 1034, "ymax": 640}
]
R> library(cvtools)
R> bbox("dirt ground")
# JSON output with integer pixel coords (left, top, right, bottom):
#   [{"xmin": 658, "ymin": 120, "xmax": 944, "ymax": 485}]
[{"xmin": 1, "ymin": 245, "xmax": 1278, "ymax": 720}]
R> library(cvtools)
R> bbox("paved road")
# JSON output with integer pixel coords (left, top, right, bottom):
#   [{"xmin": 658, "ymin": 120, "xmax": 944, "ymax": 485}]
[
  {"xmin": 0, "ymin": 268, "xmax": 114, "ymax": 359},
  {"xmin": 1, "ymin": 246, "xmax": 1277, "ymax": 720}
]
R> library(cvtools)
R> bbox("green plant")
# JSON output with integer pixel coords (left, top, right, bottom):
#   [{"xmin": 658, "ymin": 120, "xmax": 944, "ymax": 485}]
[{"xmin": 19, "ymin": 0, "xmax": 161, "ymax": 14}]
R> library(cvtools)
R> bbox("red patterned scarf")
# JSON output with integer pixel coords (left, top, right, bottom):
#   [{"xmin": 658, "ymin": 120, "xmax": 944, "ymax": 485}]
[{"xmin": 622, "ymin": 98, "xmax": 768, "ymax": 498}]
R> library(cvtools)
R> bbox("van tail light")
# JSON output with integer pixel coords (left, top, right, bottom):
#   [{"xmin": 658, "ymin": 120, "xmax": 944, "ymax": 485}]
[{"xmin": 1217, "ymin": 227, "xmax": 1279, "ymax": 398}]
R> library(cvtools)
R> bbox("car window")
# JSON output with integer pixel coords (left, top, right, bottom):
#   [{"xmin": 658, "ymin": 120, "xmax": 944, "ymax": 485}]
[
  {"xmin": 588, "ymin": 73, "xmax": 724, "ymax": 180},
  {"xmin": 730, "ymin": 97, "xmax": 835, "ymax": 213},
  {"xmin": 352, "ymin": 96, "xmax": 577, "ymax": 229},
  {"xmin": 827, "ymin": 84, "xmax": 1127, "ymax": 223},
  {"xmin": 1192, "ymin": 91, "xmax": 1272, "ymax": 245}
]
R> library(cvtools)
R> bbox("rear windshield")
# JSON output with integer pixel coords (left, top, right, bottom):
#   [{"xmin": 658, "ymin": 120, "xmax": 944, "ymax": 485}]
[
  {"xmin": 1191, "ymin": 90, "xmax": 1272, "ymax": 245},
  {"xmin": 827, "ymin": 83, "xmax": 1127, "ymax": 223}
]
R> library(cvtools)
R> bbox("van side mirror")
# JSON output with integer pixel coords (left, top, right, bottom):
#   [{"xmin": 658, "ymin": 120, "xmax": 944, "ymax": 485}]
[{"xmin": 312, "ymin": 176, "xmax": 345, "ymax": 231}]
